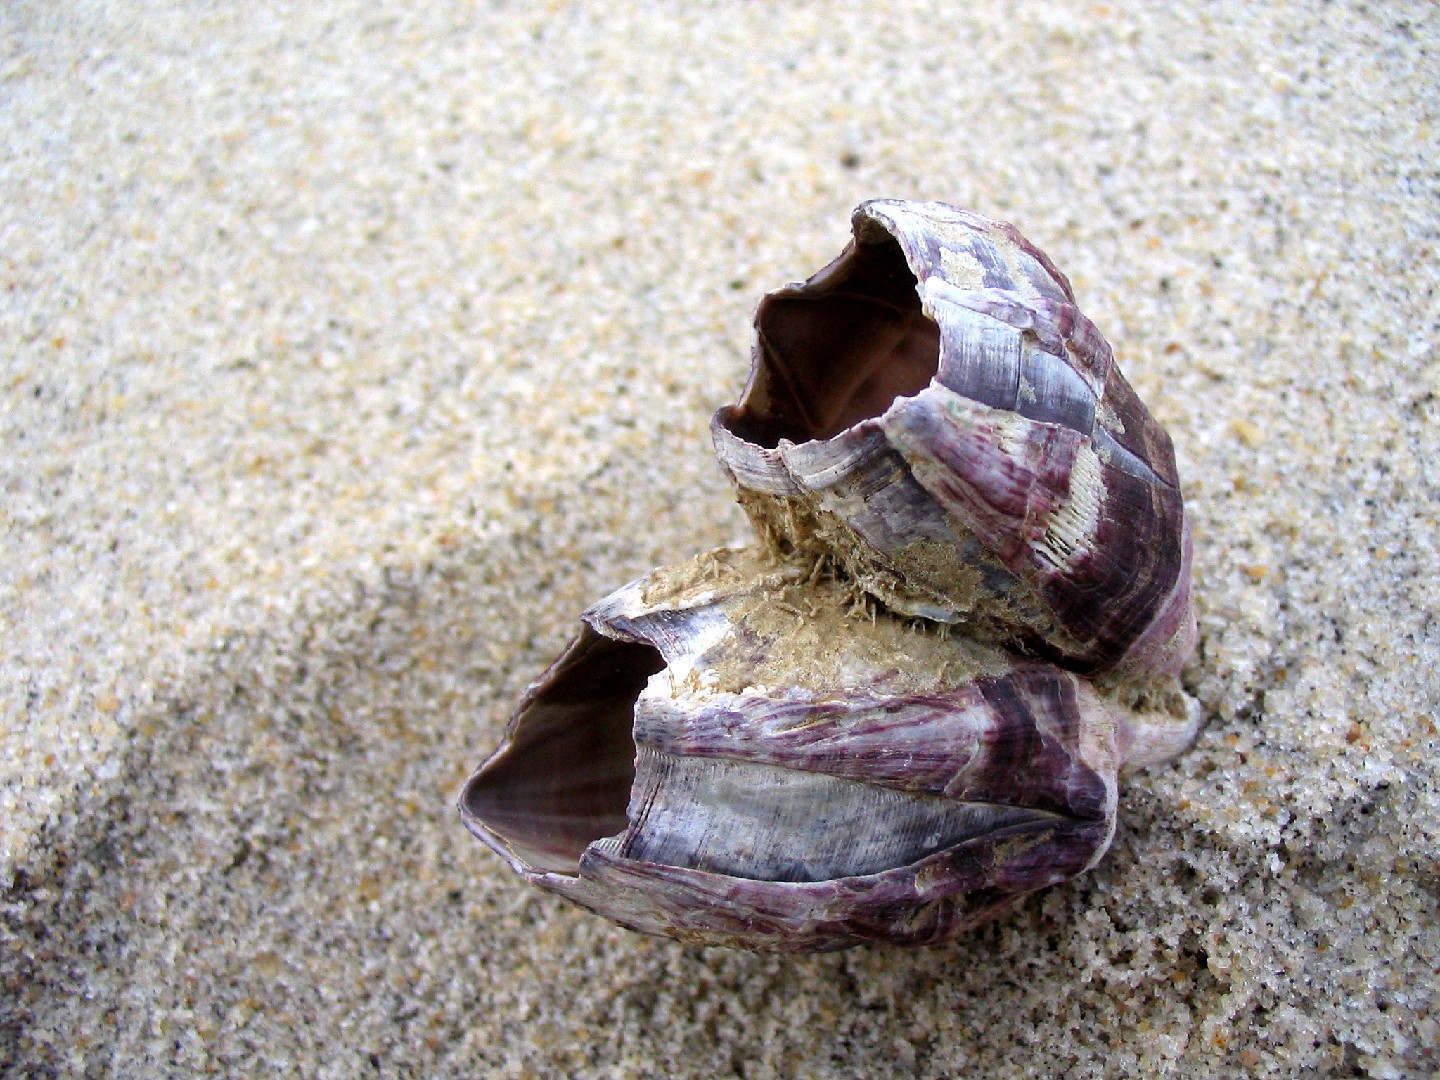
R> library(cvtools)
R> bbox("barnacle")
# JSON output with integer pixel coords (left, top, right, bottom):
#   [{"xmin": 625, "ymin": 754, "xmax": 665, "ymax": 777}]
[
  {"xmin": 712, "ymin": 200, "xmax": 1194, "ymax": 677},
  {"xmin": 460, "ymin": 200, "xmax": 1199, "ymax": 952}
]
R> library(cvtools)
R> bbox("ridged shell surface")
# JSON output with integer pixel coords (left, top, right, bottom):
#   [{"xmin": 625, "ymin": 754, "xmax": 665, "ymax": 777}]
[
  {"xmin": 712, "ymin": 199, "xmax": 1195, "ymax": 678},
  {"xmin": 460, "ymin": 199, "xmax": 1201, "ymax": 952},
  {"xmin": 461, "ymin": 551, "xmax": 1197, "ymax": 952}
]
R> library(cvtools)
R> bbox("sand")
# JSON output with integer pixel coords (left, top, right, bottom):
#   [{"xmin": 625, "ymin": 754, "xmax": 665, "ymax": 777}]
[{"xmin": 2, "ymin": 1, "xmax": 1437, "ymax": 1076}]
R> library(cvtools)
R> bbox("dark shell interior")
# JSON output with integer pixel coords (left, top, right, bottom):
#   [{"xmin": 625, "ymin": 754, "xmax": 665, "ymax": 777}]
[
  {"xmin": 461, "ymin": 629, "xmax": 662, "ymax": 875},
  {"xmin": 724, "ymin": 232, "xmax": 940, "ymax": 448}
]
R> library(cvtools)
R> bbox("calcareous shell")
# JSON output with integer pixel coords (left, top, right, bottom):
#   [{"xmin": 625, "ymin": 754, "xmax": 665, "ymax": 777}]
[
  {"xmin": 460, "ymin": 199, "xmax": 1201, "ymax": 952},
  {"xmin": 713, "ymin": 199, "xmax": 1194, "ymax": 677},
  {"xmin": 461, "ymin": 550, "xmax": 1197, "ymax": 952}
]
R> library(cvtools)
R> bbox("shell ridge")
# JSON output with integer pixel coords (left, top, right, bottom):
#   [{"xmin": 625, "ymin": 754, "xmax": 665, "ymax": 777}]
[
  {"xmin": 635, "ymin": 671, "xmax": 1106, "ymax": 822},
  {"xmin": 572, "ymin": 814, "xmax": 1111, "ymax": 951},
  {"xmin": 883, "ymin": 389, "xmax": 1083, "ymax": 570}
]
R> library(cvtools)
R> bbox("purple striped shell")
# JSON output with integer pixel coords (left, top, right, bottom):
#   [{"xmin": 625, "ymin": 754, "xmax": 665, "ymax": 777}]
[
  {"xmin": 461, "ymin": 552, "xmax": 1197, "ymax": 952},
  {"xmin": 713, "ymin": 199, "xmax": 1195, "ymax": 678},
  {"xmin": 459, "ymin": 200, "xmax": 1200, "ymax": 952}
]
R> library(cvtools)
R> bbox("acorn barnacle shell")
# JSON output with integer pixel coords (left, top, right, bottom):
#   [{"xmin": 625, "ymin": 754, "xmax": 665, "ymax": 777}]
[
  {"xmin": 460, "ymin": 200, "xmax": 1200, "ymax": 952},
  {"xmin": 461, "ymin": 551, "xmax": 1196, "ymax": 952},
  {"xmin": 713, "ymin": 199, "xmax": 1195, "ymax": 677}
]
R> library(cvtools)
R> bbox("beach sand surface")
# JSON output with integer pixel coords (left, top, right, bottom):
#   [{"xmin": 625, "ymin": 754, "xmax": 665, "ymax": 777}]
[{"xmin": 2, "ymin": 2, "xmax": 1437, "ymax": 1076}]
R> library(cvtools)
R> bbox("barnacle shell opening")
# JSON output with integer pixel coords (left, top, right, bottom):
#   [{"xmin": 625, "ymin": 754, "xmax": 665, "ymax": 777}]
[
  {"xmin": 721, "ymin": 216, "xmax": 941, "ymax": 449},
  {"xmin": 460, "ymin": 628, "xmax": 662, "ymax": 875}
]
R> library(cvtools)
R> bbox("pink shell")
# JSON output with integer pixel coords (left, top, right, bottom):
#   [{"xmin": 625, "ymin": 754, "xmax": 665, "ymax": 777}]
[
  {"xmin": 459, "ymin": 201, "xmax": 1201, "ymax": 952},
  {"xmin": 712, "ymin": 199, "xmax": 1196, "ymax": 678},
  {"xmin": 461, "ymin": 559, "xmax": 1195, "ymax": 952}
]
